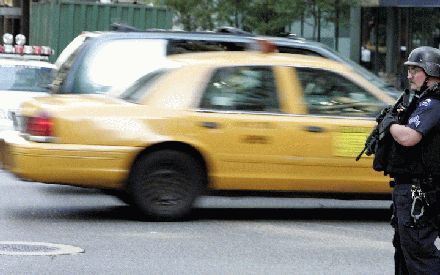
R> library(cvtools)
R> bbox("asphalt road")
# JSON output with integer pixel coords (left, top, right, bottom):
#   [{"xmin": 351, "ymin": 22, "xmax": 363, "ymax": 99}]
[{"xmin": 0, "ymin": 170, "xmax": 397, "ymax": 274}]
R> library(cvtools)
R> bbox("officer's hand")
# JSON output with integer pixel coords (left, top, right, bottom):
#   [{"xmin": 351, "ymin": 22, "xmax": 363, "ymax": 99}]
[
  {"xmin": 395, "ymin": 103, "xmax": 408, "ymax": 114},
  {"xmin": 378, "ymin": 112, "xmax": 399, "ymax": 134}
]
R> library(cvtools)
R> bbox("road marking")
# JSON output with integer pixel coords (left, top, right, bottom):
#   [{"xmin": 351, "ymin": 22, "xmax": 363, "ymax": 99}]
[{"xmin": 0, "ymin": 241, "xmax": 84, "ymax": 256}]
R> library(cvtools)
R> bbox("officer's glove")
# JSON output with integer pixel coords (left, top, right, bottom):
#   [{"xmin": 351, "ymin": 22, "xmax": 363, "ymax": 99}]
[
  {"xmin": 378, "ymin": 112, "xmax": 399, "ymax": 135},
  {"xmin": 376, "ymin": 105, "xmax": 392, "ymax": 123}
]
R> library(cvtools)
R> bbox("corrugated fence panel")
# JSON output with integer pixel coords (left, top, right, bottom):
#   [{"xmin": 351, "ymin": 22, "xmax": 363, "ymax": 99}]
[
  {"xmin": 59, "ymin": 2, "xmax": 75, "ymax": 57},
  {"xmin": 73, "ymin": 4, "xmax": 87, "ymax": 40},
  {"xmin": 30, "ymin": 0, "xmax": 173, "ymax": 61},
  {"xmin": 30, "ymin": 0, "xmax": 52, "ymax": 47}
]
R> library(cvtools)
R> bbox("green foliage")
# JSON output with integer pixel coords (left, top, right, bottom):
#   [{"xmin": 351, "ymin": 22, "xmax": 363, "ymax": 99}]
[
  {"xmin": 161, "ymin": 0, "xmax": 216, "ymax": 30},
  {"xmin": 215, "ymin": 0, "xmax": 248, "ymax": 29},
  {"xmin": 242, "ymin": 0, "xmax": 307, "ymax": 35},
  {"xmin": 159, "ymin": 0, "xmax": 361, "ymax": 35}
]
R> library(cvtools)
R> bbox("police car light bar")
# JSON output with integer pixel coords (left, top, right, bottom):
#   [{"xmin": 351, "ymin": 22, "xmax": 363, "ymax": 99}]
[{"xmin": 0, "ymin": 33, "xmax": 54, "ymax": 57}]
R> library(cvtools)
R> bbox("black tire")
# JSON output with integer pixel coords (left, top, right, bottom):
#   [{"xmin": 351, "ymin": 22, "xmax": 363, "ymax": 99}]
[{"xmin": 128, "ymin": 150, "xmax": 205, "ymax": 221}]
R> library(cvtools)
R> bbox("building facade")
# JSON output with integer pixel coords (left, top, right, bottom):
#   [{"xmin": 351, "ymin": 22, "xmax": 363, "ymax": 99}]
[
  {"xmin": 289, "ymin": 0, "xmax": 440, "ymax": 89},
  {"xmin": 3, "ymin": 1, "xmax": 440, "ymax": 90},
  {"xmin": 0, "ymin": 0, "xmax": 27, "ymax": 37},
  {"xmin": 360, "ymin": 2, "xmax": 440, "ymax": 88}
]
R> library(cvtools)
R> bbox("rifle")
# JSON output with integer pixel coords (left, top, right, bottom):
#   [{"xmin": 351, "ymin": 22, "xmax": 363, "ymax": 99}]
[{"xmin": 356, "ymin": 89, "xmax": 411, "ymax": 162}]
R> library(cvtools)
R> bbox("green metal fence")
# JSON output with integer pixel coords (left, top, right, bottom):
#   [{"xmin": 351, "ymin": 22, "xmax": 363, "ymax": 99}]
[{"xmin": 30, "ymin": 0, "xmax": 173, "ymax": 61}]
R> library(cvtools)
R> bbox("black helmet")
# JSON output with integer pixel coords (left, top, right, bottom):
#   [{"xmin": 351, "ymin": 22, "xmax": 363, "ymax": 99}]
[{"xmin": 404, "ymin": 46, "xmax": 440, "ymax": 77}]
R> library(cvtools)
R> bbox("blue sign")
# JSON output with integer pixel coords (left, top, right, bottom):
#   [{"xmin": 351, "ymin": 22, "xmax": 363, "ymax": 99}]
[{"xmin": 379, "ymin": 0, "xmax": 440, "ymax": 6}]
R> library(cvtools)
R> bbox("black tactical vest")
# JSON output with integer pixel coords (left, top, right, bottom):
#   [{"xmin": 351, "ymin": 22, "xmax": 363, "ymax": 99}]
[{"xmin": 387, "ymin": 85, "xmax": 440, "ymax": 177}]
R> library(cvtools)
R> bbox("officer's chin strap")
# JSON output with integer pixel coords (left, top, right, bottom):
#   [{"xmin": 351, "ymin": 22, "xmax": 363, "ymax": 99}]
[
  {"xmin": 418, "ymin": 78, "xmax": 429, "ymax": 94},
  {"xmin": 413, "ymin": 77, "xmax": 431, "ymax": 100}
]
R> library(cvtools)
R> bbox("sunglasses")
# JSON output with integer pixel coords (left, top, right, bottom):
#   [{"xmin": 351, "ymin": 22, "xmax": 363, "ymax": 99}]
[{"xmin": 408, "ymin": 66, "xmax": 424, "ymax": 76}]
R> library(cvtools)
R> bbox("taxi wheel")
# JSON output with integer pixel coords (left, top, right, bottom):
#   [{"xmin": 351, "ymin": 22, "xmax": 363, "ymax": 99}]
[{"xmin": 128, "ymin": 150, "xmax": 204, "ymax": 221}]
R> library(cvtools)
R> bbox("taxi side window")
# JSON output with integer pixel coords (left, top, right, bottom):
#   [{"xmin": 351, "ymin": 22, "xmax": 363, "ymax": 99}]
[
  {"xmin": 199, "ymin": 66, "xmax": 280, "ymax": 112},
  {"xmin": 295, "ymin": 68, "xmax": 385, "ymax": 117}
]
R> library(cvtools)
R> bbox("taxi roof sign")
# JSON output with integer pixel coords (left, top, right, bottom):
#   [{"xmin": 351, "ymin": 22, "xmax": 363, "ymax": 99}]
[{"xmin": 255, "ymin": 38, "xmax": 278, "ymax": 53}]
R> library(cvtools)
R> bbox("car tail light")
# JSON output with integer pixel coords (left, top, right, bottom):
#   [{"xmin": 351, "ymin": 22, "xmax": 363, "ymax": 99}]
[
  {"xmin": 14, "ymin": 45, "xmax": 24, "ymax": 54},
  {"xmin": 26, "ymin": 114, "xmax": 55, "ymax": 142}
]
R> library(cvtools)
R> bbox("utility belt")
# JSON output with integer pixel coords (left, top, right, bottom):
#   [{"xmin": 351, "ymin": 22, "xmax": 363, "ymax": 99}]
[
  {"xmin": 392, "ymin": 175, "xmax": 440, "ymax": 226},
  {"xmin": 393, "ymin": 175, "xmax": 440, "ymax": 187}
]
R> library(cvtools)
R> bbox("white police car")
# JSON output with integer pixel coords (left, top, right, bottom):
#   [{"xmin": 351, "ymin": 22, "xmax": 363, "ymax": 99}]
[{"xmin": 0, "ymin": 33, "xmax": 55, "ymax": 131}]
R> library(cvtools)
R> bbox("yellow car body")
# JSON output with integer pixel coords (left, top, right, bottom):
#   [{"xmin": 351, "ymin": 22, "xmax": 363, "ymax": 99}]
[{"xmin": 0, "ymin": 51, "xmax": 395, "ymax": 219}]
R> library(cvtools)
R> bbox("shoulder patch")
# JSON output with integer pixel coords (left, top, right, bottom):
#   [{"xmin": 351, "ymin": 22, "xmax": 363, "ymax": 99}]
[
  {"xmin": 420, "ymin": 98, "xmax": 432, "ymax": 107},
  {"xmin": 409, "ymin": 115, "xmax": 421, "ymax": 127}
]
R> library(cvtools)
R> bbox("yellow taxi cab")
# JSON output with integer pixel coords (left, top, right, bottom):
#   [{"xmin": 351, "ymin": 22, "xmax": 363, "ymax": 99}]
[{"xmin": 0, "ymin": 50, "xmax": 395, "ymax": 220}]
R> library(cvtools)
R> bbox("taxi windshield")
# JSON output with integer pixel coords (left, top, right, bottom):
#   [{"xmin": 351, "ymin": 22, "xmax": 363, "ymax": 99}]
[{"xmin": 0, "ymin": 65, "xmax": 54, "ymax": 92}]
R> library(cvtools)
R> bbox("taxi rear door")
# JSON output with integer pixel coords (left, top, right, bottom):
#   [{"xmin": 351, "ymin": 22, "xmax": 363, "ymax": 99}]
[{"xmin": 188, "ymin": 65, "xmax": 312, "ymax": 190}]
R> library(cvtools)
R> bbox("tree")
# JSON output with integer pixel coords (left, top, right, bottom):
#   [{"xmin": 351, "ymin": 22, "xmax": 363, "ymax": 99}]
[
  {"xmin": 302, "ymin": 0, "xmax": 359, "ymax": 46},
  {"xmin": 216, "ymin": 0, "xmax": 248, "ymax": 29},
  {"xmin": 151, "ymin": 0, "xmax": 360, "ymax": 38},
  {"xmin": 242, "ymin": 0, "xmax": 306, "ymax": 35},
  {"xmin": 159, "ymin": 0, "xmax": 216, "ymax": 31}
]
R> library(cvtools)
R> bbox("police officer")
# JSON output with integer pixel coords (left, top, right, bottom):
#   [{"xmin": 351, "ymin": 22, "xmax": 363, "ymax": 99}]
[{"xmin": 386, "ymin": 46, "xmax": 440, "ymax": 274}]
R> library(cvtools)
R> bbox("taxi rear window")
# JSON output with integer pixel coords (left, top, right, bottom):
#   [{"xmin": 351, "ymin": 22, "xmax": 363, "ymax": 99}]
[
  {"xmin": 119, "ymin": 69, "xmax": 170, "ymax": 103},
  {"xmin": 200, "ymin": 66, "xmax": 280, "ymax": 112}
]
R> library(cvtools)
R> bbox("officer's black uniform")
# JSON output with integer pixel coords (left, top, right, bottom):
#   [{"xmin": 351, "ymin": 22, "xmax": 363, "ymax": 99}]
[
  {"xmin": 387, "ymin": 47, "xmax": 440, "ymax": 275},
  {"xmin": 390, "ymin": 91, "xmax": 440, "ymax": 274}
]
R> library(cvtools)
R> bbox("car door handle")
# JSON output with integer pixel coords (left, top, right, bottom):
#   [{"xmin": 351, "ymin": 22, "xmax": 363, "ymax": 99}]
[
  {"xmin": 305, "ymin": 126, "xmax": 324, "ymax": 132},
  {"xmin": 200, "ymin": 121, "xmax": 220, "ymax": 129}
]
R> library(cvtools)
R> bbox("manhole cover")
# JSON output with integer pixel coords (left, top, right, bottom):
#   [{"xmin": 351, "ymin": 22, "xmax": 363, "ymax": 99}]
[{"xmin": 0, "ymin": 241, "xmax": 84, "ymax": 256}]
